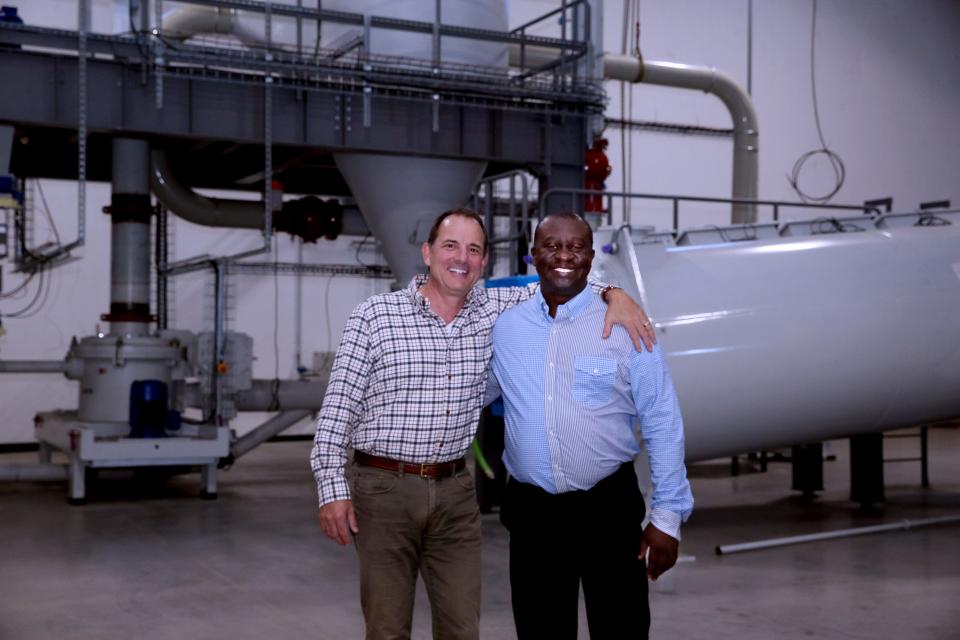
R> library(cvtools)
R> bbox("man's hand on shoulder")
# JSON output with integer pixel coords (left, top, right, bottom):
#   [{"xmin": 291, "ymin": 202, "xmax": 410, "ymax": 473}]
[
  {"xmin": 319, "ymin": 499, "xmax": 359, "ymax": 545},
  {"xmin": 638, "ymin": 523, "xmax": 679, "ymax": 580},
  {"xmin": 602, "ymin": 288, "xmax": 656, "ymax": 352}
]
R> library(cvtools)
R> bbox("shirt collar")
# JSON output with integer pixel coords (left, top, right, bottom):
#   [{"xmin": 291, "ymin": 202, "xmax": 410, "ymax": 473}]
[
  {"xmin": 536, "ymin": 285, "xmax": 594, "ymax": 321},
  {"xmin": 405, "ymin": 274, "xmax": 487, "ymax": 316}
]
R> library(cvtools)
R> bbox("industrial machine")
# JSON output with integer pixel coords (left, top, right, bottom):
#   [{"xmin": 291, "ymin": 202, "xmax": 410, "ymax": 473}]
[{"xmin": 0, "ymin": 0, "xmax": 957, "ymax": 504}]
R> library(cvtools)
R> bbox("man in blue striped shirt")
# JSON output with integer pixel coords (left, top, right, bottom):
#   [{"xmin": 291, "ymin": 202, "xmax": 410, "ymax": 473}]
[{"xmin": 488, "ymin": 212, "xmax": 694, "ymax": 639}]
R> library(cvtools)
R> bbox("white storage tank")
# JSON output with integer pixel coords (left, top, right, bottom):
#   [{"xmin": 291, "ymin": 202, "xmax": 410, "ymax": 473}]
[{"xmin": 591, "ymin": 217, "xmax": 960, "ymax": 461}]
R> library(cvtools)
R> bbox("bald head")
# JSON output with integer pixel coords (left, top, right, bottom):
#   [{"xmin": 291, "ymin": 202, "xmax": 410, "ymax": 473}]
[
  {"xmin": 534, "ymin": 212, "xmax": 593, "ymax": 247},
  {"xmin": 532, "ymin": 212, "xmax": 595, "ymax": 312}
]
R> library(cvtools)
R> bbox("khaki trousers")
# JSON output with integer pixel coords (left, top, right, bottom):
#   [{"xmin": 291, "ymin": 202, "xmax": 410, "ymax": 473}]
[{"xmin": 350, "ymin": 463, "xmax": 481, "ymax": 640}]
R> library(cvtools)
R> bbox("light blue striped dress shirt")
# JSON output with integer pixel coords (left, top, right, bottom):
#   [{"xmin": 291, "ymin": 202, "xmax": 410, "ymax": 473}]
[{"xmin": 488, "ymin": 286, "xmax": 694, "ymax": 539}]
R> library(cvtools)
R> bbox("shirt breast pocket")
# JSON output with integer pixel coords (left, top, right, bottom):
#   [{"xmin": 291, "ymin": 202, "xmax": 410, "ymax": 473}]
[{"xmin": 572, "ymin": 356, "xmax": 617, "ymax": 407}]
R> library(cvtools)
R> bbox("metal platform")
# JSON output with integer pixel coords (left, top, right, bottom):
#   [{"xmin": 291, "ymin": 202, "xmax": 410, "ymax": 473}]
[
  {"xmin": 34, "ymin": 411, "xmax": 230, "ymax": 503},
  {"xmin": 0, "ymin": 0, "xmax": 601, "ymax": 195}
]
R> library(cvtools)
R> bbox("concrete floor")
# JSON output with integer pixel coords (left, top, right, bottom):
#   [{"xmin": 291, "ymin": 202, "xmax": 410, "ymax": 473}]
[{"xmin": 1, "ymin": 425, "xmax": 958, "ymax": 639}]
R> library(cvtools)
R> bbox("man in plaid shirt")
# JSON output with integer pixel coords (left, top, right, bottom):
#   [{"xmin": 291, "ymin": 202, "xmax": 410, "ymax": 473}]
[{"xmin": 310, "ymin": 208, "xmax": 654, "ymax": 639}]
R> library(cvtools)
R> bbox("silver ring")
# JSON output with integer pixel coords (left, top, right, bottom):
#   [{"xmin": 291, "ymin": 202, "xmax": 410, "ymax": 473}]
[{"xmin": 642, "ymin": 321, "xmax": 652, "ymax": 328}]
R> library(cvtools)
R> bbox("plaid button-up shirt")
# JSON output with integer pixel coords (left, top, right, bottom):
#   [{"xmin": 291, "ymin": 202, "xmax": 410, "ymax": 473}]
[{"xmin": 310, "ymin": 274, "xmax": 537, "ymax": 507}]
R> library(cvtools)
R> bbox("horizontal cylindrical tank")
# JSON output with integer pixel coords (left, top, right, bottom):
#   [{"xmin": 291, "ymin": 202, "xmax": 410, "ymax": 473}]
[{"xmin": 593, "ymin": 222, "xmax": 960, "ymax": 462}]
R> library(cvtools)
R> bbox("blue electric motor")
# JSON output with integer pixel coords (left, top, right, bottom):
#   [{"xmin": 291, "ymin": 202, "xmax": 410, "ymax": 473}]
[{"xmin": 129, "ymin": 380, "xmax": 176, "ymax": 438}]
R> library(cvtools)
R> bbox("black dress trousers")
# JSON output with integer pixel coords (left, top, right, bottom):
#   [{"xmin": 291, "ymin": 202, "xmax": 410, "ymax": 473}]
[{"xmin": 500, "ymin": 462, "xmax": 650, "ymax": 640}]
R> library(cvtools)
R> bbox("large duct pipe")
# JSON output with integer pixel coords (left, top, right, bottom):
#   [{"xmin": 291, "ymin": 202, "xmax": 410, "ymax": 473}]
[
  {"xmin": 603, "ymin": 56, "xmax": 758, "ymax": 223},
  {"xmin": 233, "ymin": 379, "xmax": 328, "ymax": 412},
  {"xmin": 231, "ymin": 410, "xmax": 313, "ymax": 460},
  {"xmin": 151, "ymin": 150, "xmax": 370, "ymax": 237},
  {"xmin": 182, "ymin": 379, "xmax": 329, "ymax": 412},
  {"xmin": 151, "ymin": 151, "xmax": 264, "ymax": 229},
  {"xmin": 109, "ymin": 138, "xmax": 153, "ymax": 336},
  {"xmin": 508, "ymin": 46, "xmax": 759, "ymax": 224}
]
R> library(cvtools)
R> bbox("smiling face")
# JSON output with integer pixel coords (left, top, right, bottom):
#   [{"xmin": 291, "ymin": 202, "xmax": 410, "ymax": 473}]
[
  {"xmin": 421, "ymin": 213, "xmax": 488, "ymax": 300},
  {"xmin": 533, "ymin": 213, "xmax": 595, "ymax": 307}
]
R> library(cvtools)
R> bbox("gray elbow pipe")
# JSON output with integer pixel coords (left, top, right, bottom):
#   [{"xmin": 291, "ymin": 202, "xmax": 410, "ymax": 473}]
[
  {"xmin": 602, "ymin": 55, "xmax": 759, "ymax": 224},
  {"xmin": 151, "ymin": 151, "xmax": 265, "ymax": 229}
]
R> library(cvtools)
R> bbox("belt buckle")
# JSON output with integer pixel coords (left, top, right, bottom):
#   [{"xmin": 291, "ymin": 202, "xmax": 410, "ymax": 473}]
[{"xmin": 419, "ymin": 463, "xmax": 431, "ymax": 479}]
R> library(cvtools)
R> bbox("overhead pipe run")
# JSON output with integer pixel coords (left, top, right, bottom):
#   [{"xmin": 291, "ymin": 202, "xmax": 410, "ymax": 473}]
[
  {"xmin": 151, "ymin": 150, "xmax": 370, "ymax": 240},
  {"xmin": 151, "ymin": 151, "xmax": 264, "ymax": 229},
  {"xmin": 603, "ymin": 56, "xmax": 758, "ymax": 224},
  {"xmin": 508, "ymin": 46, "xmax": 759, "ymax": 224}
]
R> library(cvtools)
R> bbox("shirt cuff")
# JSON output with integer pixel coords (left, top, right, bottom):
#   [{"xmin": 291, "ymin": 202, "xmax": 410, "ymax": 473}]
[
  {"xmin": 317, "ymin": 476, "xmax": 351, "ymax": 508},
  {"xmin": 649, "ymin": 507, "xmax": 682, "ymax": 541}
]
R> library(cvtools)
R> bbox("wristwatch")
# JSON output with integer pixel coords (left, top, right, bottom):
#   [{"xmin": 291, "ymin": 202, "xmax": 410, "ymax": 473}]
[{"xmin": 599, "ymin": 285, "xmax": 622, "ymax": 302}]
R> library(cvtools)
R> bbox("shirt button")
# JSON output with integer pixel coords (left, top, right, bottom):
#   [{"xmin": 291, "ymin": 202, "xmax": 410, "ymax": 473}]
[
  {"xmin": 446, "ymin": 409, "xmax": 451, "ymax": 416},
  {"xmin": 593, "ymin": 368, "xmax": 599, "ymax": 374},
  {"xmin": 547, "ymin": 396, "xmax": 552, "ymax": 401},
  {"xmin": 549, "ymin": 362, "xmax": 554, "ymax": 367}
]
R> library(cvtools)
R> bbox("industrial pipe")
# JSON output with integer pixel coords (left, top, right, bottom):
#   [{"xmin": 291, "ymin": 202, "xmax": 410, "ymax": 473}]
[
  {"xmin": 231, "ymin": 409, "xmax": 313, "ymax": 460},
  {"xmin": 602, "ymin": 56, "xmax": 758, "ymax": 224},
  {"xmin": 508, "ymin": 45, "xmax": 759, "ymax": 224},
  {"xmin": 109, "ymin": 138, "xmax": 153, "ymax": 337},
  {"xmin": 151, "ymin": 151, "xmax": 265, "ymax": 229},
  {"xmin": 233, "ymin": 379, "xmax": 328, "ymax": 412},
  {"xmin": 0, "ymin": 463, "xmax": 69, "ymax": 481},
  {"xmin": 151, "ymin": 150, "xmax": 370, "ymax": 237},
  {"xmin": 181, "ymin": 378, "xmax": 329, "ymax": 413},
  {"xmin": 716, "ymin": 515, "xmax": 960, "ymax": 555},
  {"xmin": 0, "ymin": 360, "xmax": 66, "ymax": 374}
]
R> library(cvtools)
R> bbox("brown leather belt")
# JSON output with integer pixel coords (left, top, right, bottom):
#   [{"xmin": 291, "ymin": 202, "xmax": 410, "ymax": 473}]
[{"xmin": 354, "ymin": 450, "xmax": 465, "ymax": 479}]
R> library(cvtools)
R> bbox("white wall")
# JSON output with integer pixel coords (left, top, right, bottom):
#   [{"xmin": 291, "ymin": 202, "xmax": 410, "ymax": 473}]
[
  {"xmin": 1, "ymin": 0, "xmax": 958, "ymax": 442},
  {"xmin": 594, "ymin": 0, "xmax": 960, "ymax": 227}
]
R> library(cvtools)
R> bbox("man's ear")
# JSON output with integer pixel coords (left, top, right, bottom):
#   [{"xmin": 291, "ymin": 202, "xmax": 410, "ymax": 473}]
[{"xmin": 420, "ymin": 241, "xmax": 431, "ymax": 268}]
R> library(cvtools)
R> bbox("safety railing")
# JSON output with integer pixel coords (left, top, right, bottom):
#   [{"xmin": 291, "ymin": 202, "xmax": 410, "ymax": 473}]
[{"xmin": 540, "ymin": 187, "xmax": 884, "ymax": 232}]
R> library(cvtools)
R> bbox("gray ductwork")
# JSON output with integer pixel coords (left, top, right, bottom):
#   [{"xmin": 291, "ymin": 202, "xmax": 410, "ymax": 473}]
[
  {"xmin": 0, "ymin": 360, "xmax": 67, "ymax": 374},
  {"xmin": 508, "ymin": 45, "xmax": 759, "ymax": 224},
  {"xmin": 151, "ymin": 151, "xmax": 265, "ymax": 229},
  {"xmin": 181, "ymin": 378, "xmax": 329, "ymax": 413},
  {"xmin": 603, "ymin": 55, "xmax": 758, "ymax": 223},
  {"xmin": 151, "ymin": 150, "xmax": 370, "ymax": 236}
]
